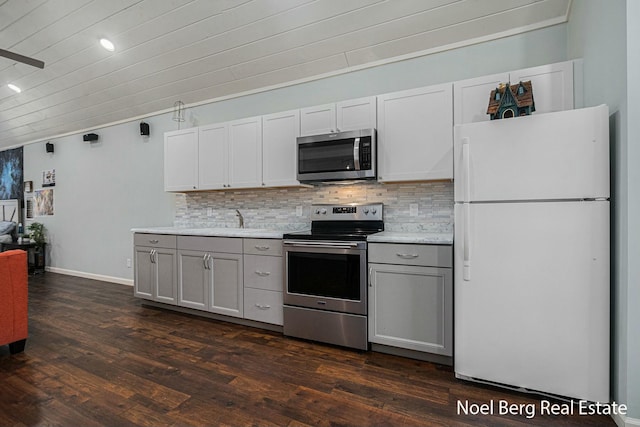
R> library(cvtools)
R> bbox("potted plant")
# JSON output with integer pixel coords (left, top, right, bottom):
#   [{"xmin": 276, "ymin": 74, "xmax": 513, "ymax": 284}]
[{"xmin": 27, "ymin": 222, "xmax": 46, "ymax": 247}]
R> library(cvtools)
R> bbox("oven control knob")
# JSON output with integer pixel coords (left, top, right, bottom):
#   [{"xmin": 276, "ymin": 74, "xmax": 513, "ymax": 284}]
[
  {"xmin": 320, "ymin": 208, "xmax": 327, "ymax": 215},
  {"xmin": 315, "ymin": 209, "xmax": 321, "ymax": 215},
  {"xmin": 371, "ymin": 208, "xmax": 377, "ymax": 214},
  {"xmin": 363, "ymin": 208, "xmax": 369, "ymax": 214}
]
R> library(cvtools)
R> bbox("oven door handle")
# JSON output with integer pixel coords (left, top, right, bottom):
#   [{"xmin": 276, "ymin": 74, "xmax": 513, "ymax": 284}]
[{"xmin": 283, "ymin": 240, "xmax": 361, "ymax": 249}]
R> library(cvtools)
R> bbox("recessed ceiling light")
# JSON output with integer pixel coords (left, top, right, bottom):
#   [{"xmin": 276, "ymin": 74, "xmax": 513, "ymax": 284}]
[
  {"xmin": 8, "ymin": 83, "xmax": 21, "ymax": 93},
  {"xmin": 99, "ymin": 38, "xmax": 115, "ymax": 52}
]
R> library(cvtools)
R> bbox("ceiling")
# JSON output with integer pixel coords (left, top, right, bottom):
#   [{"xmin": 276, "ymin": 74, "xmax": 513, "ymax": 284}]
[{"xmin": 0, "ymin": 0, "xmax": 570, "ymax": 149}]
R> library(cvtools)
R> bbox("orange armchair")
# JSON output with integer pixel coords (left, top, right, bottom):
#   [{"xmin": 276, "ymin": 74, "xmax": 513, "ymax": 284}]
[{"xmin": 0, "ymin": 250, "xmax": 28, "ymax": 354}]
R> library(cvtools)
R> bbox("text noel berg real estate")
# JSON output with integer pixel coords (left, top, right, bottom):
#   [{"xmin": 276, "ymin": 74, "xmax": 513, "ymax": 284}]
[{"xmin": 457, "ymin": 399, "xmax": 627, "ymax": 420}]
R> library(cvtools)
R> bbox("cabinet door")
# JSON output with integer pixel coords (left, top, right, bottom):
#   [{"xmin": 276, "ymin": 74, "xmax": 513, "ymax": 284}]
[
  {"xmin": 244, "ymin": 288, "xmax": 283, "ymax": 325},
  {"xmin": 300, "ymin": 103, "xmax": 336, "ymax": 136},
  {"xmin": 510, "ymin": 61, "xmax": 573, "ymax": 115},
  {"xmin": 228, "ymin": 117, "xmax": 262, "ymax": 188},
  {"xmin": 262, "ymin": 110, "xmax": 300, "ymax": 187},
  {"xmin": 368, "ymin": 263, "xmax": 452, "ymax": 356},
  {"xmin": 209, "ymin": 253, "xmax": 243, "ymax": 318},
  {"xmin": 336, "ymin": 96, "xmax": 376, "ymax": 131},
  {"xmin": 154, "ymin": 248, "xmax": 178, "ymax": 305},
  {"xmin": 377, "ymin": 83, "xmax": 453, "ymax": 182},
  {"xmin": 199, "ymin": 123, "xmax": 228, "ymax": 190},
  {"xmin": 178, "ymin": 250, "xmax": 211, "ymax": 311},
  {"xmin": 243, "ymin": 254, "xmax": 283, "ymax": 292},
  {"xmin": 454, "ymin": 72, "xmax": 509, "ymax": 125},
  {"xmin": 134, "ymin": 246, "xmax": 154, "ymax": 300},
  {"xmin": 164, "ymin": 128, "xmax": 198, "ymax": 191}
]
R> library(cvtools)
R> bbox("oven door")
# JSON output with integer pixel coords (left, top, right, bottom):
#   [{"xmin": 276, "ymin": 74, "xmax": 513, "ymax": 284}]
[{"xmin": 283, "ymin": 240, "xmax": 367, "ymax": 315}]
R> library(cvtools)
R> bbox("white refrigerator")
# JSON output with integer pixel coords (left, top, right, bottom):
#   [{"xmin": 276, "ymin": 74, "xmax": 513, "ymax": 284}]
[{"xmin": 453, "ymin": 105, "xmax": 610, "ymax": 403}]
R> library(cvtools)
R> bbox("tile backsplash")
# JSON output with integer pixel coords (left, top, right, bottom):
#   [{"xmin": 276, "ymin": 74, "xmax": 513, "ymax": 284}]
[{"xmin": 175, "ymin": 181, "xmax": 453, "ymax": 233}]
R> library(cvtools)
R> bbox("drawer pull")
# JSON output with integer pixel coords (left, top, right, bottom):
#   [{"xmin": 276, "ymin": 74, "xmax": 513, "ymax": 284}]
[
  {"xmin": 255, "ymin": 271, "xmax": 271, "ymax": 277},
  {"xmin": 396, "ymin": 253, "xmax": 419, "ymax": 259},
  {"xmin": 149, "ymin": 239, "xmax": 159, "ymax": 244},
  {"xmin": 255, "ymin": 303, "xmax": 271, "ymax": 310},
  {"xmin": 255, "ymin": 245, "xmax": 270, "ymax": 251}
]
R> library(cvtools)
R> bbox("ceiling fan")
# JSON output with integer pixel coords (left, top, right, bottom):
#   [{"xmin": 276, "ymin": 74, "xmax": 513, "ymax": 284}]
[{"xmin": 0, "ymin": 48, "xmax": 44, "ymax": 69}]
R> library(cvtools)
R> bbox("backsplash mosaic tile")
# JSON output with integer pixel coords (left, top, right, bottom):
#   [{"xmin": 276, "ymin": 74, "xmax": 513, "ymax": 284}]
[{"xmin": 174, "ymin": 181, "xmax": 453, "ymax": 233}]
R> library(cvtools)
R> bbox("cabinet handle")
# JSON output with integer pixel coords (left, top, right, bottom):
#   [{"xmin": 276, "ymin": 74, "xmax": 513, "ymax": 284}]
[
  {"xmin": 396, "ymin": 253, "xmax": 419, "ymax": 259},
  {"xmin": 254, "ymin": 245, "xmax": 270, "ymax": 251},
  {"xmin": 149, "ymin": 239, "xmax": 159, "ymax": 244},
  {"xmin": 206, "ymin": 253, "xmax": 213, "ymax": 270},
  {"xmin": 203, "ymin": 254, "xmax": 209, "ymax": 270},
  {"xmin": 150, "ymin": 249, "xmax": 157, "ymax": 263},
  {"xmin": 255, "ymin": 271, "xmax": 270, "ymax": 277},
  {"xmin": 149, "ymin": 249, "xmax": 154, "ymax": 264},
  {"xmin": 368, "ymin": 267, "xmax": 373, "ymax": 287},
  {"xmin": 255, "ymin": 303, "xmax": 271, "ymax": 310}
]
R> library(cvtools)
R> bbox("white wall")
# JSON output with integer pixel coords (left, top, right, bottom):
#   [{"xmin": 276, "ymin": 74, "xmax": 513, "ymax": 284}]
[
  {"xmin": 568, "ymin": 0, "xmax": 639, "ymax": 420},
  {"xmin": 21, "ymin": 24, "xmax": 568, "ymax": 284},
  {"xmin": 625, "ymin": 1, "xmax": 640, "ymax": 420},
  {"xmin": 23, "ymin": 114, "xmax": 176, "ymax": 283}
]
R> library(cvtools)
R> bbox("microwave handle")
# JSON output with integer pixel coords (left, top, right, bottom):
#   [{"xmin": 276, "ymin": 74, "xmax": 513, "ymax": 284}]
[{"xmin": 353, "ymin": 137, "xmax": 361, "ymax": 170}]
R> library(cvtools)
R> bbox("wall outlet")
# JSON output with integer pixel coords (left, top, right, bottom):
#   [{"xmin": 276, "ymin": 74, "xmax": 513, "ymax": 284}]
[
  {"xmin": 126, "ymin": 258, "xmax": 131, "ymax": 268},
  {"xmin": 410, "ymin": 204, "xmax": 419, "ymax": 217},
  {"xmin": 296, "ymin": 206, "xmax": 303, "ymax": 216}
]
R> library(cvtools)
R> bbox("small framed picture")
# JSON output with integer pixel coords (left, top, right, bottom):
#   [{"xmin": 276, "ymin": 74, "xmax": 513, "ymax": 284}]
[
  {"xmin": 24, "ymin": 181, "xmax": 33, "ymax": 193},
  {"xmin": 42, "ymin": 169, "xmax": 56, "ymax": 187}
]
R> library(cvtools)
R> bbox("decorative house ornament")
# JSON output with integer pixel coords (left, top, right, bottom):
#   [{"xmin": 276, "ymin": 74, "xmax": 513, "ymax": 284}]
[{"xmin": 487, "ymin": 81, "xmax": 535, "ymax": 120}]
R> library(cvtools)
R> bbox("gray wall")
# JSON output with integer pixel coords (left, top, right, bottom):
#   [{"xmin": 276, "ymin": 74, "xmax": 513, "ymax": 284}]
[
  {"xmin": 21, "ymin": 23, "xmax": 569, "ymax": 284},
  {"xmin": 23, "ymin": 114, "xmax": 176, "ymax": 283},
  {"xmin": 568, "ymin": 0, "xmax": 638, "ymax": 419}
]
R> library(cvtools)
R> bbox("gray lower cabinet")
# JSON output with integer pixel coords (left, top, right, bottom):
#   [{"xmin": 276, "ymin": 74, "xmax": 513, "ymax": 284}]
[
  {"xmin": 177, "ymin": 236, "xmax": 244, "ymax": 318},
  {"xmin": 242, "ymin": 238, "xmax": 283, "ymax": 325},
  {"xmin": 135, "ymin": 234, "xmax": 286, "ymax": 327},
  {"xmin": 133, "ymin": 233, "xmax": 178, "ymax": 305},
  {"xmin": 368, "ymin": 243, "xmax": 453, "ymax": 356}
]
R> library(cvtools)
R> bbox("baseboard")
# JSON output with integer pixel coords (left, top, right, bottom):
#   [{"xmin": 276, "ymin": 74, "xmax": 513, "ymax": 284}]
[
  {"xmin": 613, "ymin": 413, "xmax": 640, "ymax": 427},
  {"xmin": 45, "ymin": 267, "xmax": 133, "ymax": 287}
]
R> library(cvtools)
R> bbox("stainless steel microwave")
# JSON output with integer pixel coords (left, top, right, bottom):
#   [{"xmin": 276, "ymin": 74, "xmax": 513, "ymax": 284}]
[{"xmin": 296, "ymin": 128, "xmax": 376, "ymax": 183}]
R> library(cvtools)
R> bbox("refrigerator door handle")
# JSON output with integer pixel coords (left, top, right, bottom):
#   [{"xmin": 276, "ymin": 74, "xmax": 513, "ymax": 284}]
[
  {"xmin": 462, "ymin": 137, "xmax": 470, "ymax": 203},
  {"xmin": 463, "ymin": 203, "xmax": 471, "ymax": 281}
]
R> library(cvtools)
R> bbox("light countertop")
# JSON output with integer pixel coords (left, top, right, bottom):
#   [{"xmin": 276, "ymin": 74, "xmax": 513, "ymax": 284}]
[
  {"xmin": 132, "ymin": 227, "xmax": 453, "ymax": 245},
  {"xmin": 131, "ymin": 226, "xmax": 288, "ymax": 239}
]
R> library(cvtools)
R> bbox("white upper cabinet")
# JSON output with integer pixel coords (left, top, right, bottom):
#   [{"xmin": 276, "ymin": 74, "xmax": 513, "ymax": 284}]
[
  {"xmin": 164, "ymin": 127, "xmax": 199, "ymax": 191},
  {"xmin": 454, "ymin": 72, "xmax": 509, "ymax": 125},
  {"xmin": 336, "ymin": 97, "xmax": 377, "ymax": 132},
  {"xmin": 377, "ymin": 83, "xmax": 453, "ymax": 182},
  {"xmin": 510, "ymin": 61, "xmax": 574, "ymax": 115},
  {"xmin": 262, "ymin": 110, "xmax": 301, "ymax": 187},
  {"xmin": 300, "ymin": 96, "xmax": 376, "ymax": 136},
  {"xmin": 228, "ymin": 116, "xmax": 263, "ymax": 189},
  {"xmin": 300, "ymin": 103, "xmax": 336, "ymax": 136},
  {"xmin": 198, "ymin": 123, "xmax": 228, "ymax": 190},
  {"xmin": 454, "ymin": 60, "xmax": 575, "ymax": 125}
]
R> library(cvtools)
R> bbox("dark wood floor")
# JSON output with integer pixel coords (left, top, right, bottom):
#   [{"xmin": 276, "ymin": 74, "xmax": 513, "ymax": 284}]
[{"xmin": 0, "ymin": 273, "xmax": 615, "ymax": 427}]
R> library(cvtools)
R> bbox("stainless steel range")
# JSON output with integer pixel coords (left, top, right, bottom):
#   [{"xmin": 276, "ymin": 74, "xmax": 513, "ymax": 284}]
[{"xmin": 282, "ymin": 203, "xmax": 383, "ymax": 350}]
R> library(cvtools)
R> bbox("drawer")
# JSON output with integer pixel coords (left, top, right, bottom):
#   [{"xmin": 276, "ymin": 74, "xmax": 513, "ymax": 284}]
[
  {"xmin": 134, "ymin": 233, "xmax": 177, "ymax": 249},
  {"xmin": 243, "ymin": 238, "xmax": 283, "ymax": 256},
  {"xmin": 368, "ymin": 243, "xmax": 452, "ymax": 268},
  {"xmin": 177, "ymin": 235, "xmax": 242, "ymax": 253},
  {"xmin": 244, "ymin": 288, "xmax": 283, "ymax": 325},
  {"xmin": 243, "ymin": 254, "xmax": 283, "ymax": 292}
]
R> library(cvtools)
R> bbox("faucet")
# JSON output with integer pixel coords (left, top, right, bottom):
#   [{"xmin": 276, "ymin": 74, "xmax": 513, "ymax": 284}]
[{"xmin": 235, "ymin": 209, "xmax": 244, "ymax": 228}]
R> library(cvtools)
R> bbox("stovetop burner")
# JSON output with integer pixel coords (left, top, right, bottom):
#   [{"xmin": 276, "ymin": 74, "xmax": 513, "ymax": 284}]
[{"xmin": 283, "ymin": 203, "xmax": 384, "ymax": 241}]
